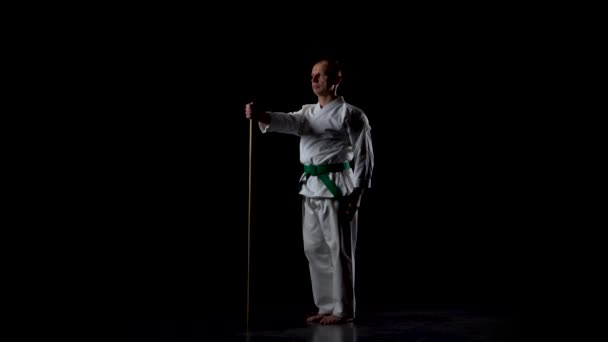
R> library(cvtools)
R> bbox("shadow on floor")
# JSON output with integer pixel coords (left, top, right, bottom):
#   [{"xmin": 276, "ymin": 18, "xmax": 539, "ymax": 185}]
[{"xmin": 129, "ymin": 307, "xmax": 521, "ymax": 341}]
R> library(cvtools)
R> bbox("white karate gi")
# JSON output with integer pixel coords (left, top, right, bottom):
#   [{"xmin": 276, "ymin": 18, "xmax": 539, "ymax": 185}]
[{"xmin": 260, "ymin": 96, "xmax": 374, "ymax": 318}]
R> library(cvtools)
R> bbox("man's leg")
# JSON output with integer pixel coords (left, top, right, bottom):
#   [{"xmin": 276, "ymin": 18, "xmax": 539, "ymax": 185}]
[
  {"xmin": 318, "ymin": 199, "xmax": 358, "ymax": 324},
  {"xmin": 339, "ymin": 211, "xmax": 357, "ymax": 318},
  {"xmin": 303, "ymin": 197, "xmax": 334, "ymax": 322}
]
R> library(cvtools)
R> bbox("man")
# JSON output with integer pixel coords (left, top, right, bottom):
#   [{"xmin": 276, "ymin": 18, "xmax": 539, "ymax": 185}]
[{"xmin": 245, "ymin": 57, "xmax": 374, "ymax": 325}]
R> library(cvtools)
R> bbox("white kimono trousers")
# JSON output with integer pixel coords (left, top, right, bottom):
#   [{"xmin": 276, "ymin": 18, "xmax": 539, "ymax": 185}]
[{"xmin": 260, "ymin": 96, "xmax": 374, "ymax": 318}]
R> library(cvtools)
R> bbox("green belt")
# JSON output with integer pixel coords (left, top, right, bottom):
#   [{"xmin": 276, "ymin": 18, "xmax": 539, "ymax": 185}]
[{"xmin": 303, "ymin": 162, "xmax": 350, "ymax": 199}]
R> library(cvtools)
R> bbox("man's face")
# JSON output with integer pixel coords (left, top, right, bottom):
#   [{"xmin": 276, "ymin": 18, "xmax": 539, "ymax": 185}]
[{"xmin": 311, "ymin": 61, "xmax": 334, "ymax": 97}]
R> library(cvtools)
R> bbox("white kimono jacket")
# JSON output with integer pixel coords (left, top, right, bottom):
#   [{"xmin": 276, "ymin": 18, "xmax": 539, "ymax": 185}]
[{"xmin": 260, "ymin": 96, "xmax": 374, "ymax": 198}]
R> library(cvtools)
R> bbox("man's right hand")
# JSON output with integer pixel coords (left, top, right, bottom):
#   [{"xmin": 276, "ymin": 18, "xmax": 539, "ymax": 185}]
[{"xmin": 245, "ymin": 102, "xmax": 270, "ymax": 124}]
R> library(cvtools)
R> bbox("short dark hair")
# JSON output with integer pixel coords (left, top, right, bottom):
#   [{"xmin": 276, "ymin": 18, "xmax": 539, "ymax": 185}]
[{"xmin": 313, "ymin": 56, "xmax": 342, "ymax": 82}]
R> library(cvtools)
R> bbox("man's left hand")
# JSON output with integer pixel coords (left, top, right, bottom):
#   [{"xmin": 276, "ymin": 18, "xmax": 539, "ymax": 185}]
[{"xmin": 340, "ymin": 187, "xmax": 364, "ymax": 222}]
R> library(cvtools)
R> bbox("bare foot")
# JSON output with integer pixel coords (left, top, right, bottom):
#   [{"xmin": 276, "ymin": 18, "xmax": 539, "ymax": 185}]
[
  {"xmin": 319, "ymin": 314, "xmax": 352, "ymax": 325},
  {"xmin": 306, "ymin": 314, "xmax": 327, "ymax": 323}
]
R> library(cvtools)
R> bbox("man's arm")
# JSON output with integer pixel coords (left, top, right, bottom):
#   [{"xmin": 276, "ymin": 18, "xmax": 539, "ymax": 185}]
[
  {"xmin": 347, "ymin": 110, "xmax": 374, "ymax": 190},
  {"xmin": 245, "ymin": 102, "xmax": 304, "ymax": 135},
  {"xmin": 342, "ymin": 109, "xmax": 374, "ymax": 220}
]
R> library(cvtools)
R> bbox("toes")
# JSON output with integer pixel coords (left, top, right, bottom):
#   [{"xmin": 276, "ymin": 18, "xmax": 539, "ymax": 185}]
[{"xmin": 306, "ymin": 314, "xmax": 326, "ymax": 323}]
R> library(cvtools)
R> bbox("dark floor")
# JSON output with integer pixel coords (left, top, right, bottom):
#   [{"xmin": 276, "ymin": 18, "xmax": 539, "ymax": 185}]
[{"xmin": 129, "ymin": 307, "xmax": 521, "ymax": 341}]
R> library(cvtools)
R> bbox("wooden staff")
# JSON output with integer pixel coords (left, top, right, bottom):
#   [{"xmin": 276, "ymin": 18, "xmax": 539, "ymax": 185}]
[{"xmin": 247, "ymin": 119, "xmax": 252, "ymax": 332}]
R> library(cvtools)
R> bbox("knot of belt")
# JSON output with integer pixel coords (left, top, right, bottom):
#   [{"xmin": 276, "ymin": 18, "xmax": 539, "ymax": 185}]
[{"xmin": 302, "ymin": 162, "xmax": 350, "ymax": 199}]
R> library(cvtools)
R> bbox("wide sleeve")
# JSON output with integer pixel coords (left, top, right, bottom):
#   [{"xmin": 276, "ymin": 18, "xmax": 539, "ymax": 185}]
[
  {"xmin": 346, "ymin": 109, "xmax": 374, "ymax": 188},
  {"xmin": 259, "ymin": 107, "xmax": 305, "ymax": 136}
]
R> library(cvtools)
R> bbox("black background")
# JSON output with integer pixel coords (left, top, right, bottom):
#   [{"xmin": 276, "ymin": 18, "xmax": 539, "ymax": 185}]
[{"xmin": 60, "ymin": 9, "xmax": 545, "ymax": 330}]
